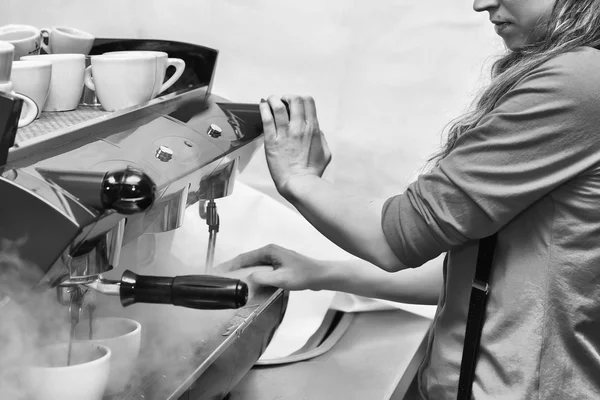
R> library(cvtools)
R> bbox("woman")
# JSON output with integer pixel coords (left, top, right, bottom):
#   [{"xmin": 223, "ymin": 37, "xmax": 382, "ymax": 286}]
[{"xmin": 219, "ymin": 0, "xmax": 600, "ymax": 398}]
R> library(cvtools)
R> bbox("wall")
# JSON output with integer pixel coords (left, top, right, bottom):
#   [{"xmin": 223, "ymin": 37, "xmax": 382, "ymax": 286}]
[{"xmin": 1, "ymin": 0, "xmax": 505, "ymax": 200}]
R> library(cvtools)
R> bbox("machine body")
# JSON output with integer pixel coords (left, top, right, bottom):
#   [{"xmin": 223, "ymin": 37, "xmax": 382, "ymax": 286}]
[{"xmin": 0, "ymin": 39, "xmax": 286, "ymax": 400}]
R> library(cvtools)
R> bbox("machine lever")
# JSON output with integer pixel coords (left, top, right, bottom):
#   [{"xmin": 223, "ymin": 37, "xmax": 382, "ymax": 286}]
[{"xmin": 118, "ymin": 270, "xmax": 248, "ymax": 309}]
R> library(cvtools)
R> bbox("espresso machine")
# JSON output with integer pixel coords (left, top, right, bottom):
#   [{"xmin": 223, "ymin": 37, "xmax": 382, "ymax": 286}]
[{"xmin": 0, "ymin": 39, "xmax": 287, "ymax": 399}]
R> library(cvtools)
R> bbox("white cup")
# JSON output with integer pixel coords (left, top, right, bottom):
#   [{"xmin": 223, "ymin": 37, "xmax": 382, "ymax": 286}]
[
  {"xmin": 74, "ymin": 317, "xmax": 141, "ymax": 395},
  {"xmin": 0, "ymin": 81, "xmax": 38, "ymax": 127},
  {"xmin": 102, "ymin": 50, "xmax": 186, "ymax": 97},
  {"xmin": 0, "ymin": 24, "xmax": 42, "ymax": 60},
  {"xmin": 10, "ymin": 60, "xmax": 52, "ymax": 118},
  {"xmin": 21, "ymin": 54, "xmax": 85, "ymax": 111},
  {"xmin": 23, "ymin": 342, "xmax": 111, "ymax": 400},
  {"xmin": 84, "ymin": 53, "xmax": 158, "ymax": 112},
  {"xmin": 41, "ymin": 26, "xmax": 95, "ymax": 55},
  {"xmin": 0, "ymin": 40, "xmax": 14, "ymax": 81}
]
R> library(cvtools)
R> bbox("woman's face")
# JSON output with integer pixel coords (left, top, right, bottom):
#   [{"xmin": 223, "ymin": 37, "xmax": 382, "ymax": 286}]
[{"xmin": 473, "ymin": 0, "xmax": 556, "ymax": 50}]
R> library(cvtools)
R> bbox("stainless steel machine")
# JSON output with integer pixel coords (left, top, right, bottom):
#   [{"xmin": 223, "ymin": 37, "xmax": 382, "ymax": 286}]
[{"xmin": 0, "ymin": 38, "xmax": 287, "ymax": 400}]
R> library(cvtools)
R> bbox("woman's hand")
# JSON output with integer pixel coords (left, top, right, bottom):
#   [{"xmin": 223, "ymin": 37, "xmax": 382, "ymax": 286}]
[
  {"xmin": 260, "ymin": 95, "xmax": 332, "ymax": 198},
  {"xmin": 215, "ymin": 244, "xmax": 331, "ymax": 291}
]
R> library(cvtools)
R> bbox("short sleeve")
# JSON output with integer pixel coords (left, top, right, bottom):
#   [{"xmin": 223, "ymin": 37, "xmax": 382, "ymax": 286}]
[{"xmin": 382, "ymin": 48, "xmax": 600, "ymax": 267}]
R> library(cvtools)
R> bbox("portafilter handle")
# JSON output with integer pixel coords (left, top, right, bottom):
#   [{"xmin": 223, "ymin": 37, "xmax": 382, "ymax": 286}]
[{"xmin": 118, "ymin": 270, "xmax": 248, "ymax": 309}]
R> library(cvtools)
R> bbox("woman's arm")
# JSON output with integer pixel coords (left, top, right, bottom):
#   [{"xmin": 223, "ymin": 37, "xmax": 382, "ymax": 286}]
[
  {"xmin": 218, "ymin": 244, "xmax": 443, "ymax": 306},
  {"xmin": 319, "ymin": 255, "xmax": 443, "ymax": 305},
  {"xmin": 262, "ymin": 55, "xmax": 600, "ymax": 273},
  {"xmin": 284, "ymin": 174, "xmax": 408, "ymax": 272},
  {"xmin": 260, "ymin": 95, "xmax": 408, "ymax": 272}
]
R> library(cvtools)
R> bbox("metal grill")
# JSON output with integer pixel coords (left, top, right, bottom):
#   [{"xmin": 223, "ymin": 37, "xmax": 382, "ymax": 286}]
[{"xmin": 16, "ymin": 106, "xmax": 110, "ymax": 143}]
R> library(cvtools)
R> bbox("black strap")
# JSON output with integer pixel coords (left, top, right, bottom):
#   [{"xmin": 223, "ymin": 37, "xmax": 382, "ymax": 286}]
[{"xmin": 457, "ymin": 234, "xmax": 498, "ymax": 400}]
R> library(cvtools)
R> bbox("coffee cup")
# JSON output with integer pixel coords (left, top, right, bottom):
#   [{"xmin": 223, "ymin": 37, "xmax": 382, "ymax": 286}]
[
  {"xmin": 0, "ymin": 24, "xmax": 42, "ymax": 60},
  {"xmin": 0, "ymin": 40, "xmax": 14, "ymax": 81},
  {"xmin": 23, "ymin": 342, "xmax": 111, "ymax": 400},
  {"xmin": 84, "ymin": 53, "xmax": 159, "ymax": 112},
  {"xmin": 74, "ymin": 317, "xmax": 141, "ymax": 395},
  {"xmin": 41, "ymin": 26, "xmax": 95, "ymax": 55},
  {"xmin": 0, "ymin": 81, "xmax": 38, "ymax": 127},
  {"xmin": 11, "ymin": 60, "xmax": 52, "ymax": 118},
  {"xmin": 21, "ymin": 54, "xmax": 85, "ymax": 111},
  {"xmin": 103, "ymin": 50, "xmax": 185, "ymax": 97}
]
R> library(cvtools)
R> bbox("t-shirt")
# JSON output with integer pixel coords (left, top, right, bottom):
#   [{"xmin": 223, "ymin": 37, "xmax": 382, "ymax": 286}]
[{"xmin": 382, "ymin": 47, "xmax": 600, "ymax": 399}]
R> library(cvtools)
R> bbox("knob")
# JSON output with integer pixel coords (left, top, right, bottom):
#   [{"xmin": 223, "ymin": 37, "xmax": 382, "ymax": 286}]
[
  {"xmin": 155, "ymin": 145, "xmax": 173, "ymax": 162},
  {"xmin": 207, "ymin": 124, "xmax": 222, "ymax": 138},
  {"xmin": 35, "ymin": 167, "xmax": 156, "ymax": 214},
  {"xmin": 102, "ymin": 168, "xmax": 156, "ymax": 214}
]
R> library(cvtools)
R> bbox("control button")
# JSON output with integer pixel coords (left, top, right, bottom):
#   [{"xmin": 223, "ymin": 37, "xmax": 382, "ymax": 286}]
[
  {"xmin": 207, "ymin": 124, "xmax": 222, "ymax": 138},
  {"xmin": 155, "ymin": 145, "xmax": 174, "ymax": 162}
]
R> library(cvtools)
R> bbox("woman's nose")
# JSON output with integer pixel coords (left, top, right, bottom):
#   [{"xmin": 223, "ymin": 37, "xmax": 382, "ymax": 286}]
[{"xmin": 473, "ymin": 0, "xmax": 500, "ymax": 12}]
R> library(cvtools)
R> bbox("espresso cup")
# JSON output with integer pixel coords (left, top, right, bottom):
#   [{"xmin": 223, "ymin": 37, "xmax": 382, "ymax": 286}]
[
  {"xmin": 11, "ymin": 60, "xmax": 52, "ymax": 118},
  {"xmin": 0, "ymin": 41, "xmax": 14, "ymax": 81},
  {"xmin": 23, "ymin": 342, "xmax": 111, "ymax": 400},
  {"xmin": 21, "ymin": 54, "xmax": 85, "ymax": 111},
  {"xmin": 74, "ymin": 317, "xmax": 141, "ymax": 395},
  {"xmin": 41, "ymin": 26, "xmax": 95, "ymax": 55},
  {"xmin": 0, "ymin": 24, "xmax": 42, "ymax": 60},
  {"xmin": 103, "ymin": 50, "xmax": 185, "ymax": 97},
  {"xmin": 0, "ymin": 81, "xmax": 38, "ymax": 127},
  {"xmin": 84, "ymin": 53, "xmax": 158, "ymax": 112}
]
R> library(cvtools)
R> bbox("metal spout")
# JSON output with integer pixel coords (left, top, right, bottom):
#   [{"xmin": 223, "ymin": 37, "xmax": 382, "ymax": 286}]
[
  {"xmin": 86, "ymin": 276, "xmax": 121, "ymax": 296},
  {"xmin": 57, "ymin": 285, "xmax": 88, "ymax": 325}
]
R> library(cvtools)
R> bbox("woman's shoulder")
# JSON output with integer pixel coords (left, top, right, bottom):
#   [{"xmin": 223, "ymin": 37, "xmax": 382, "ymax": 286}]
[
  {"xmin": 520, "ymin": 47, "xmax": 600, "ymax": 102},
  {"xmin": 543, "ymin": 46, "xmax": 600, "ymax": 70},
  {"xmin": 534, "ymin": 47, "xmax": 600, "ymax": 82}
]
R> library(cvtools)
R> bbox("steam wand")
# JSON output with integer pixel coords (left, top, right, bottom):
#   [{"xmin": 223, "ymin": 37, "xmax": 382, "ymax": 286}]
[{"xmin": 203, "ymin": 199, "xmax": 220, "ymax": 274}]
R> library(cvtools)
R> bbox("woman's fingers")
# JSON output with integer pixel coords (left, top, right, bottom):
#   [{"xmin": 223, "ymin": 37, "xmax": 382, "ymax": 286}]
[
  {"xmin": 266, "ymin": 95, "xmax": 290, "ymax": 133},
  {"xmin": 248, "ymin": 269, "xmax": 282, "ymax": 287},
  {"xmin": 281, "ymin": 94, "xmax": 306, "ymax": 129},
  {"xmin": 259, "ymin": 99, "xmax": 277, "ymax": 142},
  {"xmin": 225, "ymin": 244, "xmax": 281, "ymax": 271},
  {"xmin": 261, "ymin": 94, "xmax": 313, "ymax": 136},
  {"xmin": 303, "ymin": 96, "xmax": 319, "ymax": 129}
]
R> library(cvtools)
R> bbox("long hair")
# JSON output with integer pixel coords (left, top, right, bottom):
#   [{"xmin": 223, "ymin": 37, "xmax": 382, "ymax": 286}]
[{"xmin": 429, "ymin": 0, "xmax": 600, "ymax": 166}]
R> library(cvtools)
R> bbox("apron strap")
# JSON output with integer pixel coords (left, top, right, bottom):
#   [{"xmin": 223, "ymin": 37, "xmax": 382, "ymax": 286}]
[{"xmin": 457, "ymin": 234, "xmax": 498, "ymax": 400}]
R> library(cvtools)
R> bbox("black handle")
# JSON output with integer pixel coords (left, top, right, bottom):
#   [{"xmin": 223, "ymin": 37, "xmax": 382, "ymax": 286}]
[{"xmin": 119, "ymin": 270, "xmax": 248, "ymax": 309}]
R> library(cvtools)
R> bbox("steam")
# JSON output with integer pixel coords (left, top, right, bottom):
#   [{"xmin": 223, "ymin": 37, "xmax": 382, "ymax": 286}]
[
  {"xmin": 0, "ymin": 238, "xmax": 71, "ymax": 399},
  {"xmin": 0, "ymin": 234, "xmax": 244, "ymax": 399}
]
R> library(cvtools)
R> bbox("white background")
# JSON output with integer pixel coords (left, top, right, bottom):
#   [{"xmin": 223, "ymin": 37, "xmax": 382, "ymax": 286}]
[
  {"xmin": 1, "ymin": 0, "xmax": 509, "ymax": 360},
  {"xmin": 2, "ymin": 0, "xmax": 505, "ymax": 201}
]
